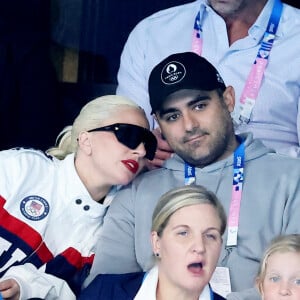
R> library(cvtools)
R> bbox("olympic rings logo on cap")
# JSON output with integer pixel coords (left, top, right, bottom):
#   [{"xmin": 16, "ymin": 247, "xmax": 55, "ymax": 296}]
[{"xmin": 161, "ymin": 61, "xmax": 186, "ymax": 85}]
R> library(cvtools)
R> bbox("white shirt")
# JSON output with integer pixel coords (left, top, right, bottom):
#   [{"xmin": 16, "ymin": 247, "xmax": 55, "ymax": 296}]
[
  {"xmin": 116, "ymin": 0, "xmax": 300, "ymax": 157},
  {"xmin": 134, "ymin": 266, "xmax": 212, "ymax": 300}
]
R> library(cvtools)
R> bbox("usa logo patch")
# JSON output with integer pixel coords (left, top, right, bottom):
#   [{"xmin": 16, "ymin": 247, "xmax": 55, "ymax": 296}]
[{"xmin": 20, "ymin": 195, "xmax": 50, "ymax": 221}]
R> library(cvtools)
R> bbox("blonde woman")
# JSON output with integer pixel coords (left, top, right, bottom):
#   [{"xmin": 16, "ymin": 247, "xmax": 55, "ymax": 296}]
[
  {"xmin": 0, "ymin": 95, "xmax": 156, "ymax": 300},
  {"xmin": 80, "ymin": 185, "xmax": 226, "ymax": 300}
]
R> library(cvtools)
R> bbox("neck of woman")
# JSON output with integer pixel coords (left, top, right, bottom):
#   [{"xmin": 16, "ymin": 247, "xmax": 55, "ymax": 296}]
[
  {"xmin": 156, "ymin": 277, "xmax": 203, "ymax": 300},
  {"xmin": 75, "ymin": 156, "xmax": 111, "ymax": 203}
]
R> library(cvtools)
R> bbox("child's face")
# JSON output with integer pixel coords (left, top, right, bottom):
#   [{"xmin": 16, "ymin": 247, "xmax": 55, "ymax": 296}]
[{"xmin": 261, "ymin": 251, "xmax": 300, "ymax": 299}]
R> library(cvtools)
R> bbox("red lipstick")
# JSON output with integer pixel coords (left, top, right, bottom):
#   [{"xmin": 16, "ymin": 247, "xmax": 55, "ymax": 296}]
[{"xmin": 121, "ymin": 159, "xmax": 139, "ymax": 174}]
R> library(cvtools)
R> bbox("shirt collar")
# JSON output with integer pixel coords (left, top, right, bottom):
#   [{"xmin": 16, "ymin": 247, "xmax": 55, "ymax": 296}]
[
  {"xmin": 244, "ymin": 0, "xmax": 283, "ymax": 40},
  {"xmin": 135, "ymin": 265, "xmax": 212, "ymax": 300},
  {"xmin": 201, "ymin": 0, "xmax": 282, "ymax": 40}
]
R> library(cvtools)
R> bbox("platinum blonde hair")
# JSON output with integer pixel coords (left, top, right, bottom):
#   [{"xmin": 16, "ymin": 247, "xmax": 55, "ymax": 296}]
[{"xmin": 47, "ymin": 95, "xmax": 145, "ymax": 159}]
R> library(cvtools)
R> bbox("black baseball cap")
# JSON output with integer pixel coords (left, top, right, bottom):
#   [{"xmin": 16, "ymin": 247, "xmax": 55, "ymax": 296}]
[{"xmin": 148, "ymin": 52, "xmax": 226, "ymax": 113}]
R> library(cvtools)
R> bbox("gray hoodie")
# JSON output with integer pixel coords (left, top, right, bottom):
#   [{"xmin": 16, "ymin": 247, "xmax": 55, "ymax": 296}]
[{"xmin": 88, "ymin": 133, "xmax": 300, "ymax": 299}]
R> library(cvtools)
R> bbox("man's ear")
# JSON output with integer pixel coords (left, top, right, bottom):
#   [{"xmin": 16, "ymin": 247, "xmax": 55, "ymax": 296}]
[
  {"xmin": 223, "ymin": 86, "xmax": 235, "ymax": 113},
  {"xmin": 77, "ymin": 131, "xmax": 92, "ymax": 155}
]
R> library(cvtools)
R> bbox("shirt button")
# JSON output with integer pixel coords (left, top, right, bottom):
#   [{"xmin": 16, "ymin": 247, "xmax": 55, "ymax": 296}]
[
  {"xmin": 75, "ymin": 199, "xmax": 82, "ymax": 205},
  {"xmin": 83, "ymin": 205, "xmax": 90, "ymax": 211}
]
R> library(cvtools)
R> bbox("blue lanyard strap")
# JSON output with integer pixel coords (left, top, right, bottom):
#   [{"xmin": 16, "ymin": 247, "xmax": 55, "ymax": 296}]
[
  {"xmin": 226, "ymin": 142, "xmax": 245, "ymax": 247},
  {"xmin": 184, "ymin": 141, "xmax": 245, "ymax": 248},
  {"xmin": 193, "ymin": 11, "xmax": 201, "ymax": 38},
  {"xmin": 184, "ymin": 162, "xmax": 196, "ymax": 185},
  {"xmin": 265, "ymin": 0, "xmax": 283, "ymax": 36},
  {"xmin": 257, "ymin": 0, "xmax": 282, "ymax": 60}
]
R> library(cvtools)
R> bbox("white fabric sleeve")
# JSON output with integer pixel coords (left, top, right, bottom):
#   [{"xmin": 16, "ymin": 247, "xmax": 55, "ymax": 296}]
[
  {"xmin": 116, "ymin": 20, "xmax": 155, "ymax": 129},
  {"xmin": 2, "ymin": 263, "xmax": 75, "ymax": 300}
]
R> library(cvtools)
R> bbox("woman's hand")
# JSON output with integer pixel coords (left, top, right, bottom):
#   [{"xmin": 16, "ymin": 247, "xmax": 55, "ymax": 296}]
[
  {"xmin": 145, "ymin": 127, "xmax": 173, "ymax": 170},
  {"xmin": 0, "ymin": 278, "xmax": 20, "ymax": 300}
]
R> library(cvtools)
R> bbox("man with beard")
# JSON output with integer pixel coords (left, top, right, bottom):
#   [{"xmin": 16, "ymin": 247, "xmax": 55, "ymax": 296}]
[
  {"xmin": 86, "ymin": 52, "xmax": 300, "ymax": 300},
  {"xmin": 116, "ymin": 0, "xmax": 300, "ymax": 166}
]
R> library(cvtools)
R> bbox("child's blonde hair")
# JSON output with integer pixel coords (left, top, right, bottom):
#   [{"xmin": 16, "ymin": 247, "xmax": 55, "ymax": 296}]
[{"xmin": 256, "ymin": 234, "xmax": 300, "ymax": 292}]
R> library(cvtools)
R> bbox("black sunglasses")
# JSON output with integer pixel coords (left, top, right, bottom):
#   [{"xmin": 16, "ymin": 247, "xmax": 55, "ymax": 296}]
[{"xmin": 88, "ymin": 123, "xmax": 157, "ymax": 160}]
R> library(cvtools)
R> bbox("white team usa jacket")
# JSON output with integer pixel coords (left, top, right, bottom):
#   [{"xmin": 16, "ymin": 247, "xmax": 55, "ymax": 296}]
[{"xmin": 0, "ymin": 148, "xmax": 112, "ymax": 299}]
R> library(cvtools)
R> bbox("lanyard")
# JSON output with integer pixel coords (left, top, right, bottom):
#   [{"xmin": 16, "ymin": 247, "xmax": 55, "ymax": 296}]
[
  {"xmin": 226, "ymin": 143, "xmax": 244, "ymax": 247},
  {"xmin": 185, "ymin": 162, "xmax": 196, "ymax": 185},
  {"xmin": 141, "ymin": 270, "xmax": 215, "ymax": 299},
  {"xmin": 192, "ymin": 0, "xmax": 283, "ymax": 125},
  {"xmin": 184, "ymin": 142, "xmax": 245, "ymax": 247}
]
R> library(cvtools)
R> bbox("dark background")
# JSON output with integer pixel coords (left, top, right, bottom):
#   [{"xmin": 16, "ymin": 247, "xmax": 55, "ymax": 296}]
[
  {"xmin": 0, "ymin": 0, "xmax": 299, "ymax": 150},
  {"xmin": 52, "ymin": 0, "xmax": 299, "ymax": 84}
]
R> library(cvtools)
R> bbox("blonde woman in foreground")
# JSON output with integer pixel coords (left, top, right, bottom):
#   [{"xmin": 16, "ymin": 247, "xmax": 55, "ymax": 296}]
[{"xmin": 79, "ymin": 185, "xmax": 226, "ymax": 300}]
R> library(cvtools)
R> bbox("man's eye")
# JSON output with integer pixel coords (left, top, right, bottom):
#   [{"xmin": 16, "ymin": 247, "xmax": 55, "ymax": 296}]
[
  {"xmin": 194, "ymin": 103, "xmax": 207, "ymax": 110},
  {"xmin": 166, "ymin": 113, "xmax": 179, "ymax": 122}
]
